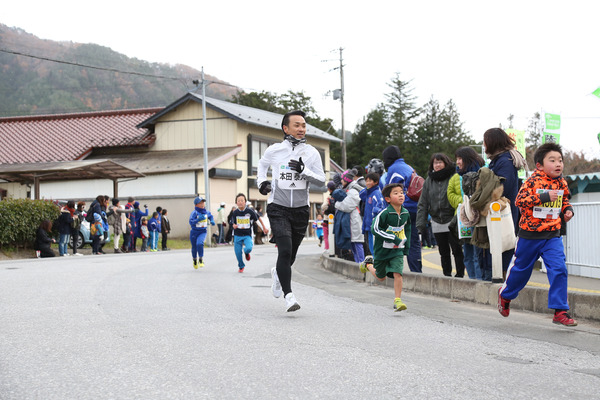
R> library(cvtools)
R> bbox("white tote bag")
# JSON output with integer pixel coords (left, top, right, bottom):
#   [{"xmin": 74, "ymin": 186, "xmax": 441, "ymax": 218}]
[{"xmin": 486, "ymin": 205, "xmax": 516, "ymax": 252}]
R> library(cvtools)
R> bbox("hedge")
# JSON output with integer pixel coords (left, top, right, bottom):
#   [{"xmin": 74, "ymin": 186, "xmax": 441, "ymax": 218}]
[{"xmin": 0, "ymin": 199, "xmax": 61, "ymax": 248}]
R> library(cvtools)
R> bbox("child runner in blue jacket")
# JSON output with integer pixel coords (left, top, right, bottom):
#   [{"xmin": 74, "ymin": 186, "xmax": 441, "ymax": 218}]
[{"xmin": 189, "ymin": 196, "xmax": 215, "ymax": 269}]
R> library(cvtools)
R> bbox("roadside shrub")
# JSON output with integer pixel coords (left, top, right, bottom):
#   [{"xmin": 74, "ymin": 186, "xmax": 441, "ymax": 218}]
[{"xmin": 0, "ymin": 199, "xmax": 60, "ymax": 248}]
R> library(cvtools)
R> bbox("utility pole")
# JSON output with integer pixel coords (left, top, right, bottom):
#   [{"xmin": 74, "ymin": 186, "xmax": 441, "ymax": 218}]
[
  {"xmin": 339, "ymin": 47, "xmax": 346, "ymax": 170},
  {"xmin": 201, "ymin": 67, "xmax": 211, "ymax": 213}
]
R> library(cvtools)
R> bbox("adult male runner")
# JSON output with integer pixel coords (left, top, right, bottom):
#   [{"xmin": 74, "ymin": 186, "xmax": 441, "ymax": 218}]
[{"xmin": 257, "ymin": 110, "xmax": 325, "ymax": 311}]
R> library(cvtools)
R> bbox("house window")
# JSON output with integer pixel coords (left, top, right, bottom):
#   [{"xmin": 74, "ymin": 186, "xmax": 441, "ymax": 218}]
[{"xmin": 248, "ymin": 135, "xmax": 278, "ymax": 176}]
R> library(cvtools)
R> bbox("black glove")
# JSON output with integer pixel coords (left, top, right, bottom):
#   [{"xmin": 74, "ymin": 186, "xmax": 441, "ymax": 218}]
[
  {"xmin": 259, "ymin": 181, "xmax": 272, "ymax": 195},
  {"xmin": 288, "ymin": 157, "xmax": 304, "ymax": 173},
  {"xmin": 144, "ymin": 204, "xmax": 148, "ymax": 208}
]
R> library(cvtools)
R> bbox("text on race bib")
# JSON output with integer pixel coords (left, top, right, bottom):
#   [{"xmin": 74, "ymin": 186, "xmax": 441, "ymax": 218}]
[
  {"xmin": 196, "ymin": 216, "xmax": 208, "ymax": 228},
  {"xmin": 236, "ymin": 216, "xmax": 251, "ymax": 229},
  {"xmin": 533, "ymin": 189, "xmax": 563, "ymax": 219},
  {"xmin": 383, "ymin": 225, "xmax": 407, "ymax": 249},
  {"xmin": 277, "ymin": 164, "xmax": 307, "ymax": 190}
]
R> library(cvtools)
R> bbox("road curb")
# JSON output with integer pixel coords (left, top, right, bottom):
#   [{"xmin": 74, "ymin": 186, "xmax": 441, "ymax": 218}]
[{"xmin": 320, "ymin": 255, "xmax": 600, "ymax": 322}]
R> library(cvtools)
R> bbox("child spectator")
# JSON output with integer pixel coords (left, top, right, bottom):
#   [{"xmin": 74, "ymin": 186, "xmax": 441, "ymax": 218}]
[
  {"xmin": 359, "ymin": 172, "xmax": 385, "ymax": 255},
  {"xmin": 230, "ymin": 193, "xmax": 269, "ymax": 272},
  {"xmin": 362, "ymin": 183, "xmax": 411, "ymax": 312},
  {"xmin": 140, "ymin": 217, "xmax": 149, "ymax": 252},
  {"xmin": 335, "ymin": 169, "xmax": 365, "ymax": 263},
  {"xmin": 498, "ymin": 143, "xmax": 576, "ymax": 326},
  {"xmin": 148, "ymin": 212, "xmax": 160, "ymax": 252},
  {"xmin": 312, "ymin": 214, "xmax": 324, "ymax": 247},
  {"xmin": 189, "ymin": 196, "xmax": 215, "ymax": 269},
  {"xmin": 90, "ymin": 213, "xmax": 105, "ymax": 255},
  {"xmin": 161, "ymin": 209, "xmax": 171, "ymax": 251}
]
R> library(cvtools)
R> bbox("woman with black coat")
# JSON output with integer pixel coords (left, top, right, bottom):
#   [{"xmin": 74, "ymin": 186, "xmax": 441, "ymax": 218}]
[
  {"xmin": 416, "ymin": 153, "xmax": 465, "ymax": 277},
  {"xmin": 34, "ymin": 219, "xmax": 56, "ymax": 258}
]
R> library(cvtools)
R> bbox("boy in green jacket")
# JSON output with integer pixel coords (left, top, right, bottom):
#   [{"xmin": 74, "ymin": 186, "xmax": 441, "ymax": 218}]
[{"xmin": 363, "ymin": 183, "xmax": 411, "ymax": 311}]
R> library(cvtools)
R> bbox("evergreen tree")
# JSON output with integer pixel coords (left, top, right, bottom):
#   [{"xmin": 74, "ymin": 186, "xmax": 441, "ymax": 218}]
[
  {"xmin": 384, "ymin": 73, "xmax": 420, "ymax": 150},
  {"xmin": 346, "ymin": 105, "xmax": 390, "ymax": 168},
  {"xmin": 410, "ymin": 97, "xmax": 471, "ymax": 174}
]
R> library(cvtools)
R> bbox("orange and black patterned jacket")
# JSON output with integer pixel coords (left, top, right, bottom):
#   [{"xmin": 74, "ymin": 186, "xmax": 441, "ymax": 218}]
[{"xmin": 515, "ymin": 169, "xmax": 573, "ymax": 239}]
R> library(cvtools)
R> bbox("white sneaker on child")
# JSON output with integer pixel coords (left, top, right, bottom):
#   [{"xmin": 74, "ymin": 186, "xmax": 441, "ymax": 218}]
[
  {"xmin": 285, "ymin": 292, "xmax": 300, "ymax": 312},
  {"xmin": 271, "ymin": 267, "xmax": 283, "ymax": 298}
]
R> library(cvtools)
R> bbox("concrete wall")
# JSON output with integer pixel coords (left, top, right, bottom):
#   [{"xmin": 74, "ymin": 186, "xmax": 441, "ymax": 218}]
[{"xmin": 320, "ymin": 255, "xmax": 600, "ymax": 322}]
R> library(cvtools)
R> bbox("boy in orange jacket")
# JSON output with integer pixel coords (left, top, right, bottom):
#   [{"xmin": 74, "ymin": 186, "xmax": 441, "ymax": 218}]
[{"xmin": 498, "ymin": 143, "xmax": 576, "ymax": 326}]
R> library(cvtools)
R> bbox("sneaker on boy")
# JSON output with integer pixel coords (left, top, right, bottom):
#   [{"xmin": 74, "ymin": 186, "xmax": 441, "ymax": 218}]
[
  {"xmin": 393, "ymin": 298, "xmax": 407, "ymax": 312},
  {"xmin": 553, "ymin": 311, "xmax": 577, "ymax": 326},
  {"xmin": 498, "ymin": 287, "xmax": 510, "ymax": 317}
]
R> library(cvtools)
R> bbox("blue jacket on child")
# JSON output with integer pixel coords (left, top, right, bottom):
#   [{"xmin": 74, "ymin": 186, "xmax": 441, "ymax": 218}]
[
  {"xmin": 189, "ymin": 207, "xmax": 215, "ymax": 233},
  {"xmin": 359, "ymin": 185, "xmax": 385, "ymax": 234}
]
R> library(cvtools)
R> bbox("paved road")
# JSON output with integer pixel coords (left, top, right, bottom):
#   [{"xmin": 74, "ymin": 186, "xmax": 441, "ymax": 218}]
[{"xmin": 1, "ymin": 241, "xmax": 599, "ymax": 399}]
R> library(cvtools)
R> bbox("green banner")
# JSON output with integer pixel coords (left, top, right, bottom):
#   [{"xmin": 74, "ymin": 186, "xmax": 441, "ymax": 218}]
[
  {"xmin": 542, "ymin": 132, "xmax": 560, "ymax": 144},
  {"xmin": 544, "ymin": 113, "xmax": 561, "ymax": 131},
  {"xmin": 593, "ymin": 87, "xmax": 600, "ymax": 98}
]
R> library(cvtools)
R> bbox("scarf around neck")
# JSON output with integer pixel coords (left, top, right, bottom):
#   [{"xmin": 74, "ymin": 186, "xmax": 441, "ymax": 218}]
[
  {"xmin": 429, "ymin": 164, "xmax": 456, "ymax": 181},
  {"xmin": 489, "ymin": 148, "xmax": 527, "ymax": 170},
  {"xmin": 284, "ymin": 134, "xmax": 306, "ymax": 147}
]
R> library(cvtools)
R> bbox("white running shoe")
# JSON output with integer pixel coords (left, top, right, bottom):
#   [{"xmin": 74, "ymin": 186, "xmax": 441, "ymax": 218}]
[
  {"xmin": 271, "ymin": 267, "xmax": 283, "ymax": 298},
  {"xmin": 285, "ymin": 292, "xmax": 300, "ymax": 312}
]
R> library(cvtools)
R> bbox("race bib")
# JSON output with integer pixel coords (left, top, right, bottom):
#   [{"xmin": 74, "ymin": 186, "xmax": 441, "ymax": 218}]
[
  {"xmin": 533, "ymin": 189, "xmax": 564, "ymax": 219},
  {"xmin": 277, "ymin": 164, "xmax": 307, "ymax": 190},
  {"xmin": 236, "ymin": 216, "xmax": 251, "ymax": 229},
  {"xmin": 196, "ymin": 216, "xmax": 208, "ymax": 228},
  {"xmin": 383, "ymin": 225, "xmax": 407, "ymax": 249}
]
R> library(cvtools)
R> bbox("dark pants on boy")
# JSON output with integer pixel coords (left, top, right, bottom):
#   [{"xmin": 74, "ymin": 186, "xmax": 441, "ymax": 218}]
[{"xmin": 92, "ymin": 235, "xmax": 101, "ymax": 254}]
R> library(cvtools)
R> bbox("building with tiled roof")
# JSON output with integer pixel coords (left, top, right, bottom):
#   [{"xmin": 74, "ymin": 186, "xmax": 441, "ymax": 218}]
[
  {"xmin": 0, "ymin": 93, "xmax": 340, "ymax": 238},
  {"xmin": 0, "ymin": 108, "xmax": 161, "ymax": 164}
]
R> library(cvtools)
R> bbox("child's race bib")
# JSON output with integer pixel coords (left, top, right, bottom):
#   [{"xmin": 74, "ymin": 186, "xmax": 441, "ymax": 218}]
[
  {"xmin": 383, "ymin": 225, "xmax": 407, "ymax": 249},
  {"xmin": 277, "ymin": 164, "xmax": 307, "ymax": 190},
  {"xmin": 533, "ymin": 189, "xmax": 564, "ymax": 219},
  {"xmin": 196, "ymin": 216, "xmax": 208, "ymax": 228},
  {"xmin": 235, "ymin": 215, "xmax": 251, "ymax": 229}
]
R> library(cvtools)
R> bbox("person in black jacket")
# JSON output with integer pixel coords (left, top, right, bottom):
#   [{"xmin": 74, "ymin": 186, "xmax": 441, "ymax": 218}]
[
  {"xmin": 161, "ymin": 209, "xmax": 171, "ymax": 250},
  {"xmin": 34, "ymin": 219, "xmax": 56, "ymax": 258},
  {"xmin": 225, "ymin": 206, "xmax": 236, "ymax": 244},
  {"xmin": 57, "ymin": 201, "xmax": 74, "ymax": 256}
]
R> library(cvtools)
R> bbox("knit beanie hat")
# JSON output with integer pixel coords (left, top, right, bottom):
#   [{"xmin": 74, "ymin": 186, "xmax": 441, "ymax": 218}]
[
  {"xmin": 342, "ymin": 169, "xmax": 356, "ymax": 183},
  {"xmin": 327, "ymin": 181, "xmax": 336, "ymax": 191}
]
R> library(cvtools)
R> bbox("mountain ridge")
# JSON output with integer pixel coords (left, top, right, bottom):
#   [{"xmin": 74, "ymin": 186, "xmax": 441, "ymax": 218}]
[{"xmin": 0, "ymin": 23, "xmax": 239, "ymax": 117}]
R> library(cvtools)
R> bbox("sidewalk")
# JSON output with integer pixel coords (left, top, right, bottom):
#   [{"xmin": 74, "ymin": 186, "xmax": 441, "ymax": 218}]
[
  {"xmin": 420, "ymin": 248, "xmax": 600, "ymax": 294},
  {"xmin": 319, "ymin": 248, "xmax": 600, "ymax": 322}
]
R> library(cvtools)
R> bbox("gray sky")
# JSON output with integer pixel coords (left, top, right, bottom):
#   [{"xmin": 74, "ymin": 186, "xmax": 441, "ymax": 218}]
[{"xmin": 3, "ymin": 0, "xmax": 600, "ymax": 158}]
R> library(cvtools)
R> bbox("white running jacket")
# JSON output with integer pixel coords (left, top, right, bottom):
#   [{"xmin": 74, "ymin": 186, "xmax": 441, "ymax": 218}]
[{"xmin": 257, "ymin": 140, "xmax": 325, "ymax": 208}]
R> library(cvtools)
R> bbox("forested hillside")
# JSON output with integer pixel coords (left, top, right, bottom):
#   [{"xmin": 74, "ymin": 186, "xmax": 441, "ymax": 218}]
[{"xmin": 0, "ymin": 24, "xmax": 238, "ymax": 117}]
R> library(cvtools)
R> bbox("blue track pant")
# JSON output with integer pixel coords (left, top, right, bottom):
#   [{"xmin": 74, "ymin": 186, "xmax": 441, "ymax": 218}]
[
  {"xmin": 500, "ymin": 236, "xmax": 569, "ymax": 310},
  {"xmin": 234, "ymin": 235, "xmax": 253, "ymax": 269},
  {"xmin": 190, "ymin": 230, "xmax": 207, "ymax": 259}
]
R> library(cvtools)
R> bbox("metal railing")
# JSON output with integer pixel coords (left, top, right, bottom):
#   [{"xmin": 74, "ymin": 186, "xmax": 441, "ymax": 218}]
[{"xmin": 564, "ymin": 202, "xmax": 600, "ymax": 278}]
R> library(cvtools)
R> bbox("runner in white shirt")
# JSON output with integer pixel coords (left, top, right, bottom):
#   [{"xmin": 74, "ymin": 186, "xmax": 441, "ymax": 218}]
[{"xmin": 257, "ymin": 110, "xmax": 325, "ymax": 311}]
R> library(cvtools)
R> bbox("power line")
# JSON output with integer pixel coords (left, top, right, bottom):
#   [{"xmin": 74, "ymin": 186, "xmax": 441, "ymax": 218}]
[
  {"xmin": 0, "ymin": 47, "xmax": 184, "ymax": 81},
  {"xmin": 0, "ymin": 47, "xmax": 243, "ymax": 91}
]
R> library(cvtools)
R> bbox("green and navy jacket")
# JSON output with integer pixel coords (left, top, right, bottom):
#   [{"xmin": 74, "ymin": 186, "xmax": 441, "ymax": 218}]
[{"xmin": 371, "ymin": 204, "xmax": 411, "ymax": 260}]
